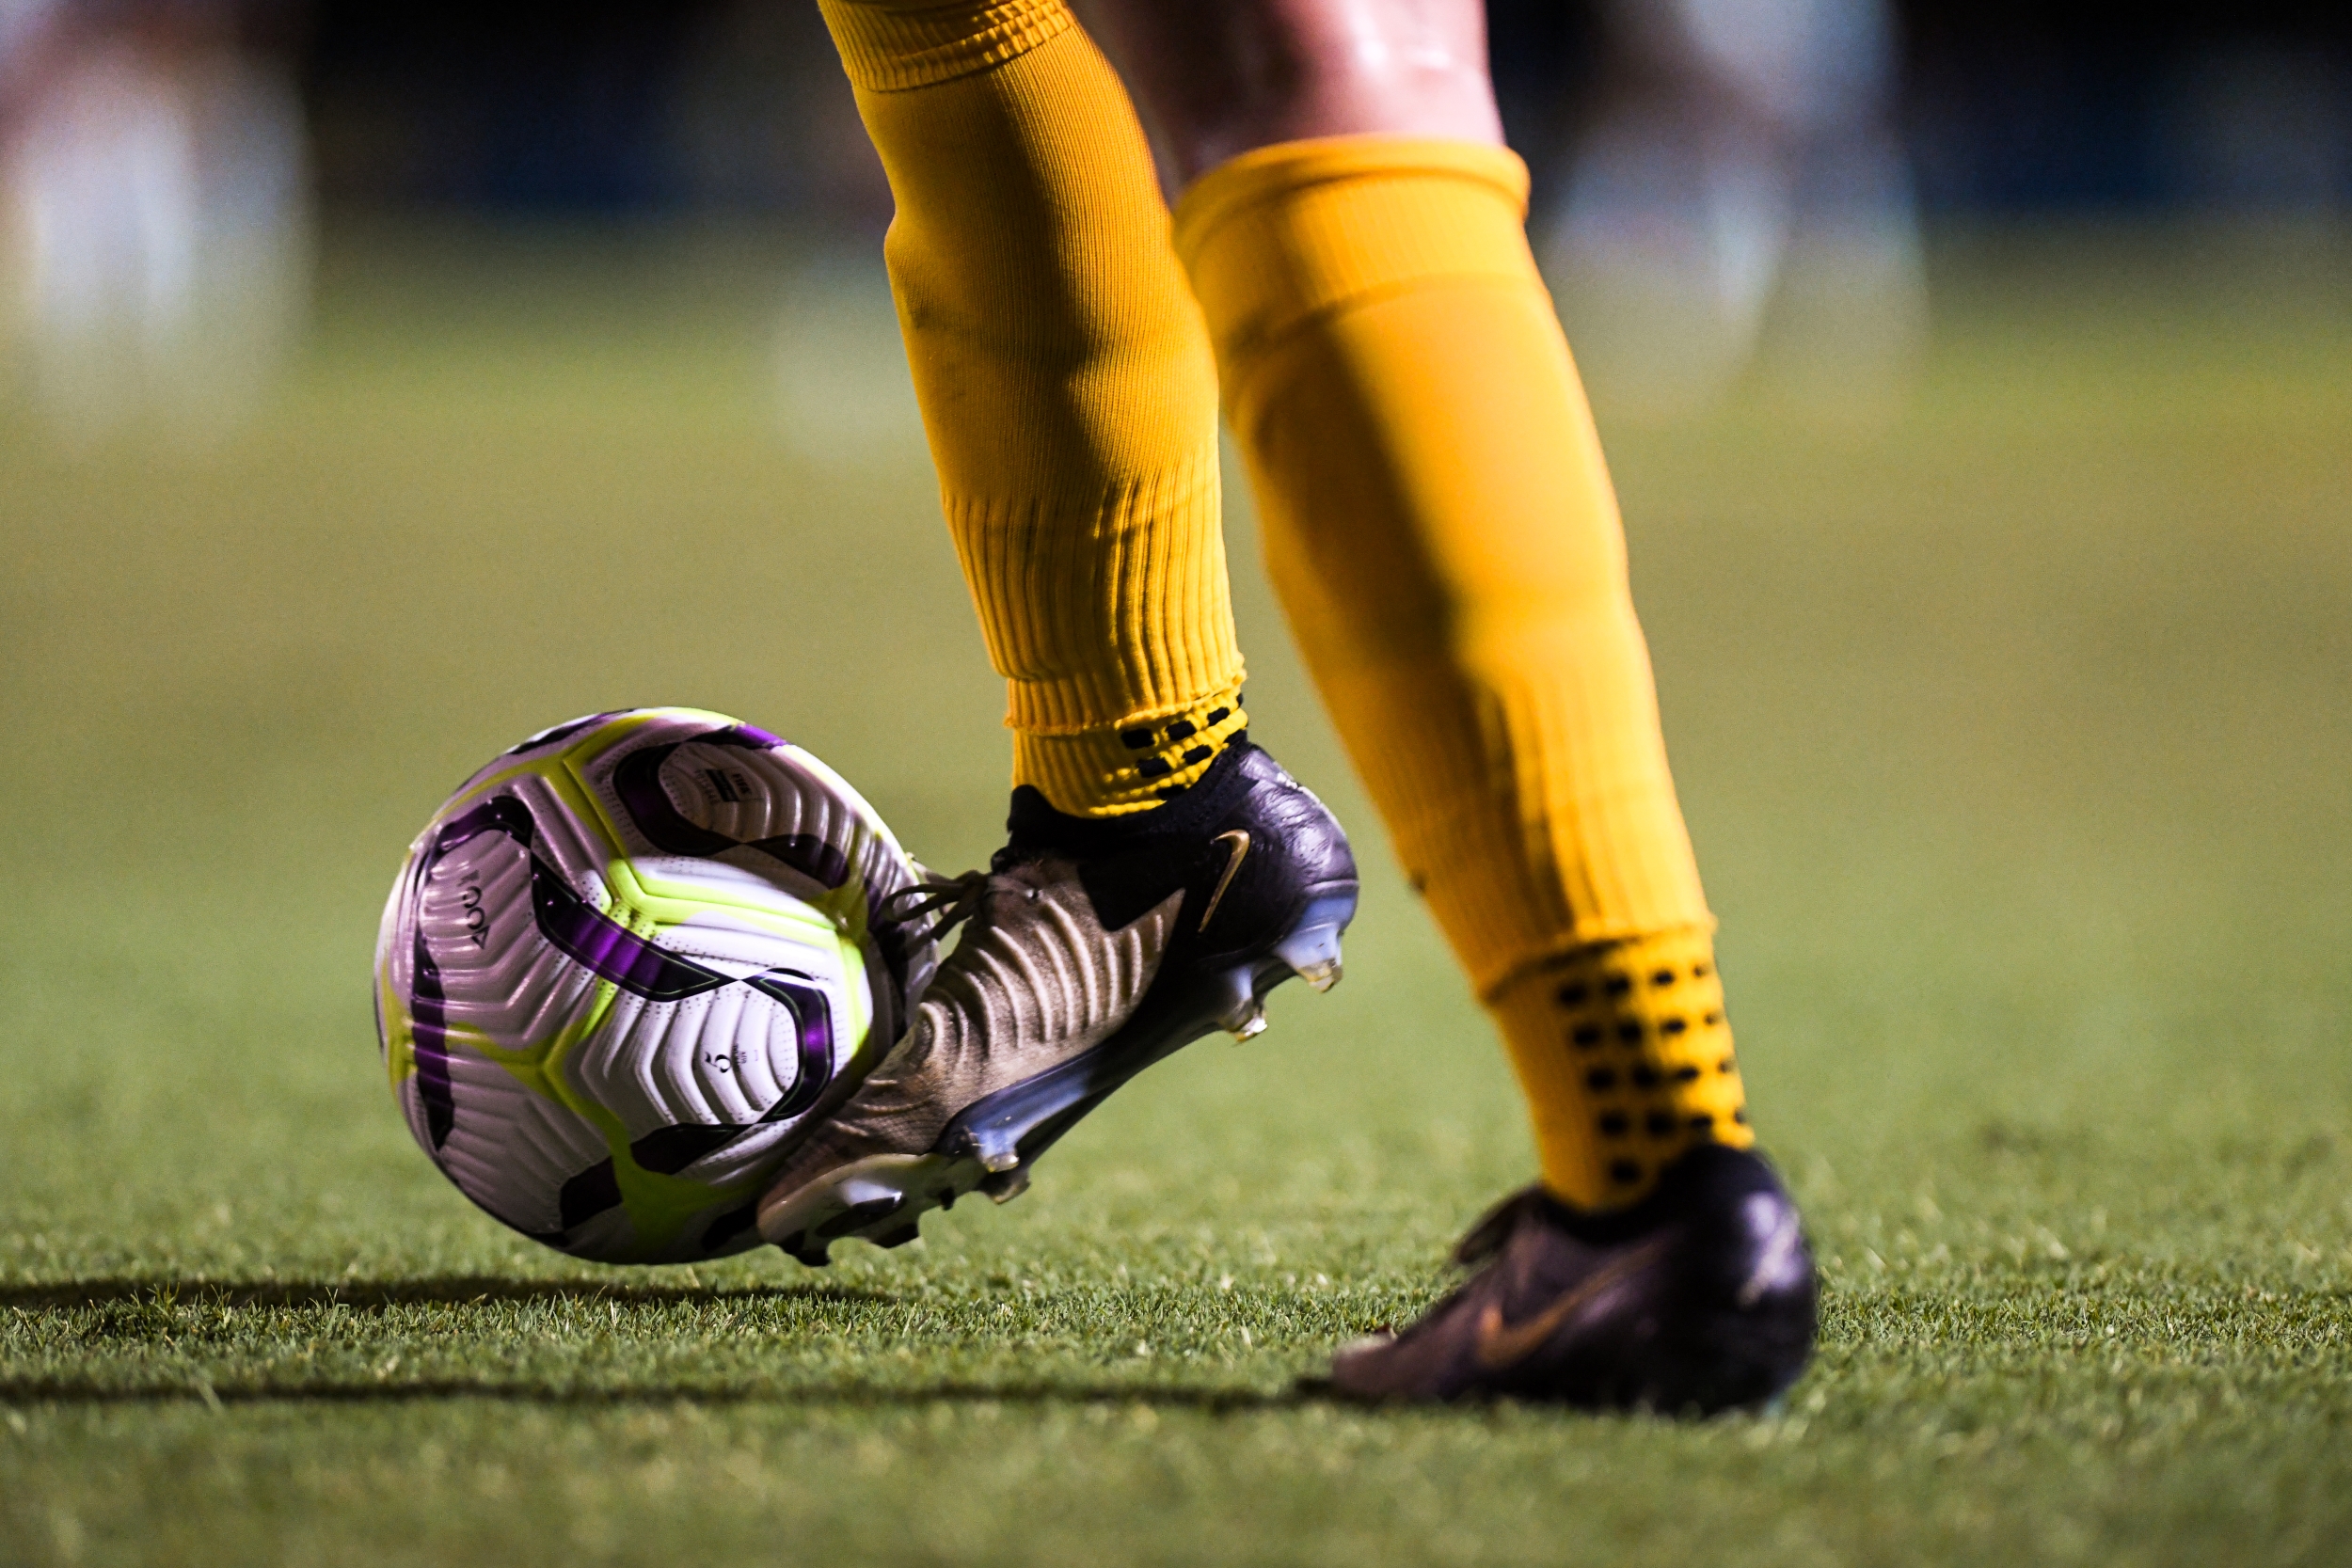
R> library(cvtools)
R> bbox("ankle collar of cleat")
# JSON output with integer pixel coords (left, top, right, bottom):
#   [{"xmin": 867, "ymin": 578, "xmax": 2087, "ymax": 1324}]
[
  {"xmin": 1002, "ymin": 738, "xmax": 1262, "ymax": 860},
  {"xmin": 1461, "ymin": 1144, "xmax": 1790, "ymax": 1262}
]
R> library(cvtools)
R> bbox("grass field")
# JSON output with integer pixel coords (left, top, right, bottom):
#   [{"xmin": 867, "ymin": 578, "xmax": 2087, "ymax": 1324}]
[{"xmin": 2, "ymin": 219, "xmax": 2349, "ymax": 1567}]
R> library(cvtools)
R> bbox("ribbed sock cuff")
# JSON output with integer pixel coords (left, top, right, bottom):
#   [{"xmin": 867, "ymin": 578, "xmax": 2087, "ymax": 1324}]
[
  {"xmin": 946, "ymin": 451, "xmax": 1242, "ymax": 738},
  {"xmin": 1014, "ymin": 685, "xmax": 1248, "ymax": 816},
  {"xmin": 829, "ymin": 0, "xmax": 1243, "ymax": 766},
  {"xmin": 818, "ymin": 0, "xmax": 1072, "ymax": 92}
]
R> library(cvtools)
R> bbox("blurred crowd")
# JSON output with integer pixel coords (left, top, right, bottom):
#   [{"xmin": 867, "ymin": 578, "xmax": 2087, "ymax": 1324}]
[
  {"xmin": 0, "ymin": 0, "xmax": 306, "ymax": 432},
  {"xmin": 3, "ymin": 0, "xmax": 2348, "ymax": 430}
]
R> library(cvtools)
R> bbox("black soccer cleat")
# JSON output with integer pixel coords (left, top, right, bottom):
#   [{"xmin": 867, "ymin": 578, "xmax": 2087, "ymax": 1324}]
[
  {"xmin": 757, "ymin": 740, "xmax": 1358, "ymax": 1265},
  {"xmin": 1322, "ymin": 1144, "xmax": 1818, "ymax": 1413}
]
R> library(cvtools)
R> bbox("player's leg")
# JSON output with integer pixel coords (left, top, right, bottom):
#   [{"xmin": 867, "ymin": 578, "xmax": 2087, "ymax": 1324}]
[
  {"xmin": 1076, "ymin": 0, "xmax": 1817, "ymax": 1408},
  {"xmin": 807, "ymin": 0, "xmax": 1235, "ymax": 807},
  {"xmin": 757, "ymin": 0, "xmax": 1358, "ymax": 1260}
]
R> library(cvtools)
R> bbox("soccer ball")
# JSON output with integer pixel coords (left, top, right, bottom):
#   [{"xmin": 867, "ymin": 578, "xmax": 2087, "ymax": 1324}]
[{"xmin": 373, "ymin": 708, "xmax": 935, "ymax": 1263}]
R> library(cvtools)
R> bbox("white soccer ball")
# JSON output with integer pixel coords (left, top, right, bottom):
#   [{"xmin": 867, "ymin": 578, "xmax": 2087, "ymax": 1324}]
[{"xmin": 373, "ymin": 708, "xmax": 935, "ymax": 1263}]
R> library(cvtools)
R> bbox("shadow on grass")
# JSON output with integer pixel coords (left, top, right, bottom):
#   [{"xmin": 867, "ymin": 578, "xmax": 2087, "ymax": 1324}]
[
  {"xmin": 0, "ymin": 1276, "xmax": 888, "ymax": 1312},
  {"xmin": 0, "ymin": 1375, "xmax": 1311, "ymax": 1415}
]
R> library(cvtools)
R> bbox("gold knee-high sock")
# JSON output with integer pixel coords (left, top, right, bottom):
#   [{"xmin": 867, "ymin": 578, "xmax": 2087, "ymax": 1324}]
[
  {"xmin": 820, "ymin": 0, "xmax": 1246, "ymax": 816},
  {"xmin": 1175, "ymin": 137, "xmax": 1752, "ymax": 1207}
]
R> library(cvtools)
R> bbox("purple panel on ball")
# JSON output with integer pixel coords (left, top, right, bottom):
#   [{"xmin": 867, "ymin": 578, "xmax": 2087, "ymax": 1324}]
[
  {"xmin": 526, "ymin": 859, "xmax": 733, "ymax": 1003},
  {"xmin": 705, "ymin": 724, "xmax": 787, "ymax": 750},
  {"xmin": 408, "ymin": 944, "xmax": 456, "ymax": 1150},
  {"xmin": 746, "ymin": 971, "xmax": 835, "ymax": 1121},
  {"xmin": 611, "ymin": 735, "xmax": 850, "ymax": 890},
  {"xmin": 612, "ymin": 743, "xmax": 734, "ymax": 857},
  {"xmin": 405, "ymin": 795, "xmax": 540, "ymax": 1150}
]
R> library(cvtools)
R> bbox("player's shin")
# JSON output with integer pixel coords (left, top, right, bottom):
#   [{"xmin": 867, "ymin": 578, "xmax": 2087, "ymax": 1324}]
[
  {"xmin": 757, "ymin": 0, "xmax": 1363, "ymax": 1260},
  {"xmin": 818, "ymin": 0, "xmax": 1246, "ymax": 816},
  {"xmin": 1170, "ymin": 132, "xmax": 1811, "ymax": 1408},
  {"xmin": 1174, "ymin": 137, "xmax": 1749, "ymax": 1211}
]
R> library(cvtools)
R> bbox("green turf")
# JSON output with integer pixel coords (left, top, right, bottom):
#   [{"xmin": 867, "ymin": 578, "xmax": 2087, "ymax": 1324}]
[{"xmin": 2, "ymin": 219, "xmax": 2349, "ymax": 1567}]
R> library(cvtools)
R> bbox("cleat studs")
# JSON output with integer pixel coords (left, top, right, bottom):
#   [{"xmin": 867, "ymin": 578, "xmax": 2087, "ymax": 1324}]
[
  {"xmin": 1295, "ymin": 957, "xmax": 1343, "ymax": 993},
  {"xmin": 1229, "ymin": 1002, "xmax": 1269, "ymax": 1042},
  {"xmin": 874, "ymin": 1222, "xmax": 921, "ymax": 1249},
  {"xmin": 981, "ymin": 1166, "xmax": 1032, "ymax": 1204},
  {"xmin": 963, "ymin": 1125, "xmax": 1024, "ymax": 1174},
  {"xmin": 1271, "ymin": 910, "xmax": 1351, "ymax": 995}
]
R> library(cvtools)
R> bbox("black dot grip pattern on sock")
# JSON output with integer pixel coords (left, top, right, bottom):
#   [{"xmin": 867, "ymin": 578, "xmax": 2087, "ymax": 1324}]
[
  {"xmin": 1015, "ymin": 688, "xmax": 1249, "ymax": 817},
  {"xmin": 1554, "ymin": 938, "xmax": 1746, "ymax": 1191},
  {"xmin": 1493, "ymin": 927, "xmax": 1752, "ymax": 1207}
]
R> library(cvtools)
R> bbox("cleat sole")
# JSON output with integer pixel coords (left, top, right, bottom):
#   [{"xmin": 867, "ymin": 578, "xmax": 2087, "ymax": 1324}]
[
  {"xmin": 928, "ymin": 881, "xmax": 1359, "ymax": 1214},
  {"xmin": 762, "ymin": 883, "xmax": 1358, "ymax": 1261},
  {"xmin": 761, "ymin": 1153, "xmax": 977, "ymax": 1263},
  {"xmin": 981, "ymin": 1166, "xmax": 1031, "ymax": 1204},
  {"xmin": 1271, "ymin": 895, "xmax": 1353, "ymax": 993}
]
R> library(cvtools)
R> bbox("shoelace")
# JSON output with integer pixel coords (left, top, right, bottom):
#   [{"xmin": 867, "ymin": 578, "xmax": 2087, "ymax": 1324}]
[{"xmin": 876, "ymin": 870, "xmax": 996, "ymax": 947}]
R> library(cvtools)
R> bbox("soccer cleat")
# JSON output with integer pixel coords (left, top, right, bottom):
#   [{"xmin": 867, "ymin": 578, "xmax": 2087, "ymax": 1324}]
[
  {"xmin": 757, "ymin": 741, "xmax": 1358, "ymax": 1265},
  {"xmin": 1322, "ymin": 1144, "xmax": 1817, "ymax": 1412}
]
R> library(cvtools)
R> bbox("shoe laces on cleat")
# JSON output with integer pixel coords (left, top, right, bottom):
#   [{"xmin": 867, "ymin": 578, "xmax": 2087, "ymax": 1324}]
[{"xmin": 877, "ymin": 870, "xmax": 996, "ymax": 947}]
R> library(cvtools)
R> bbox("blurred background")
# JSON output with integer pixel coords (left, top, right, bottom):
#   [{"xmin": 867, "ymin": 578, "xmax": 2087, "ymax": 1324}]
[
  {"xmin": 3, "ymin": 9, "xmax": 2349, "ymax": 1557},
  {"xmin": 2, "ymin": 9, "xmax": 2351, "ymax": 1554},
  {"xmin": 1, "ymin": 0, "xmax": 2349, "ymax": 428},
  {"xmin": 0, "ymin": 0, "xmax": 2347, "ymax": 1295}
]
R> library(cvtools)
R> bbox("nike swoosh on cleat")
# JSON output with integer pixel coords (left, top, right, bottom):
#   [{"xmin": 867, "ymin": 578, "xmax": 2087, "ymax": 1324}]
[
  {"xmin": 1471, "ymin": 1236, "xmax": 1675, "ymax": 1370},
  {"xmin": 1197, "ymin": 830, "xmax": 1250, "ymax": 932}
]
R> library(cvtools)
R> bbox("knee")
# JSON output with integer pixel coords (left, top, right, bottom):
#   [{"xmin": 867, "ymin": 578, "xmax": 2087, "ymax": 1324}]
[{"xmin": 1074, "ymin": 0, "xmax": 1504, "ymax": 190}]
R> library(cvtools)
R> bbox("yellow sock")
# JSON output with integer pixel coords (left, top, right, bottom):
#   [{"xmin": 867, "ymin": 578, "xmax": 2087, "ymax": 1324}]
[
  {"xmin": 1175, "ymin": 136, "xmax": 1753, "ymax": 1207},
  {"xmin": 1013, "ymin": 681, "xmax": 1249, "ymax": 814},
  {"xmin": 819, "ymin": 0, "xmax": 1245, "ymax": 817},
  {"xmin": 1488, "ymin": 929, "xmax": 1750, "ymax": 1202}
]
